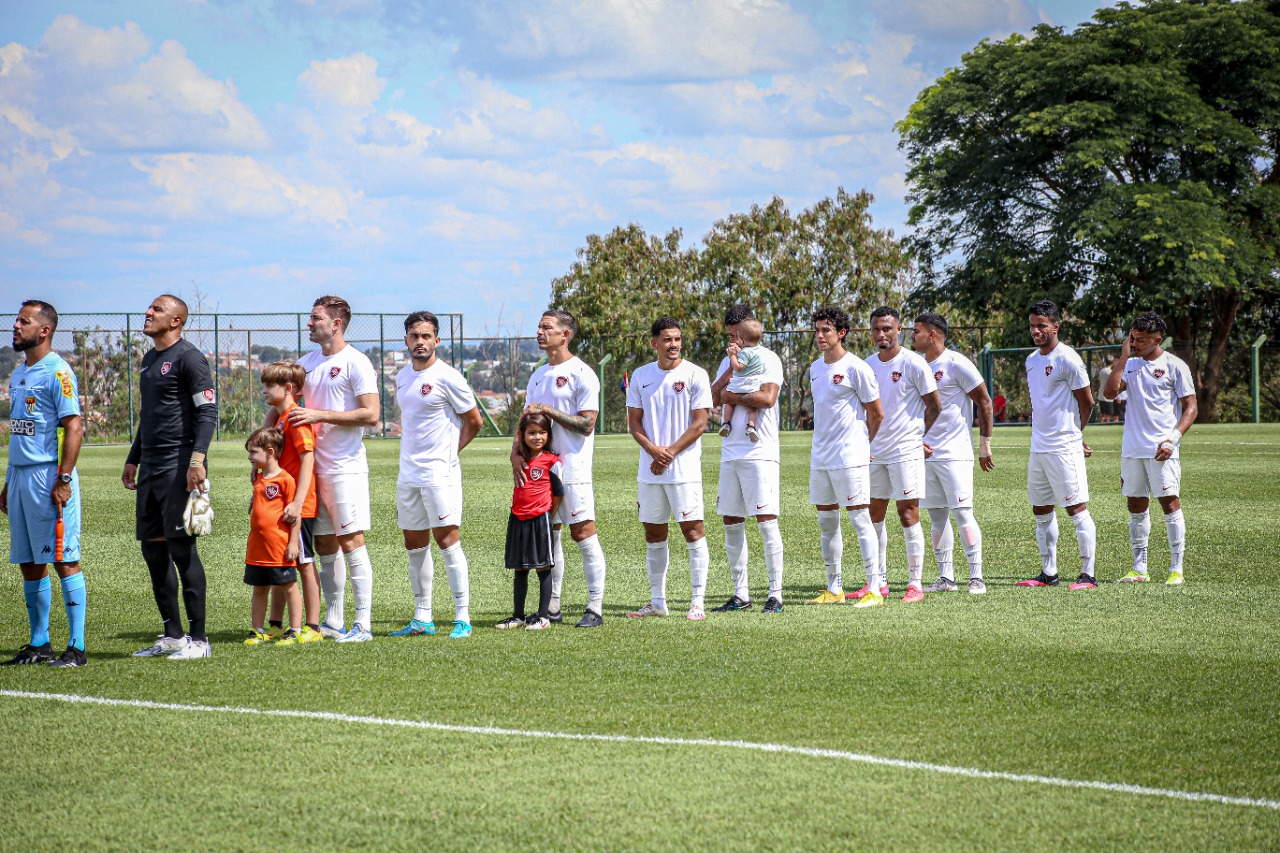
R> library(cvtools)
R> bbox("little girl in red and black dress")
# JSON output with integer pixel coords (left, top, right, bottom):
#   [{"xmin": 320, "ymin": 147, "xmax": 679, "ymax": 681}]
[{"xmin": 496, "ymin": 412, "xmax": 563, "ymax": 631}]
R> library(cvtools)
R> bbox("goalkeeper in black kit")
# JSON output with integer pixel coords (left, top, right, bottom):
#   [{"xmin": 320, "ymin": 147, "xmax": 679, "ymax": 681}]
[{"xmin": 122, "ymin": 295, "xmax": 219, "ymax": 660}]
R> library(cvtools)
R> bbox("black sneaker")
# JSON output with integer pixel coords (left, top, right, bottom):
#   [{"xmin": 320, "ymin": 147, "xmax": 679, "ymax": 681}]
[
  {"xmin": 48, "ymin": 645, "xmax": 86, "ymax": 668},
  {"xmin": 711, "ymin": 595, "xmax": 752, "ymax": 612},
  {"xmin": 547, "ymin": 609, "xmax": 564, "ymax": 624},
  {"xmin": 1015, "ymin": 572, "xmax": 1061, "ymax": 587},
  {"xmin": 761, "ymin": 597, "xmax": 784, "ymax": 614},
  {"xmin": 574, "ymin": 609, "xmax": 603, "ymax": 628},
  {"xmin": 1, "ymin": 643, "xmax": 55, "ymax": 665}
]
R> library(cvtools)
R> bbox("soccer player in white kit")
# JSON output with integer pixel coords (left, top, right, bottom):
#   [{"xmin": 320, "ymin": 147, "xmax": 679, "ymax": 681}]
[
  {"xmin": 860, "ymin": 307, "xmax": 941, "ymax": 606},
  {"xmin": 1103, "ymin": 311, "xmax": 1197, "ymax": 585},
  {"xmin": 710, "ymin": 305, "xmax": 787, "ymax": 614},
  {"xmin": 390, "ymin": 312, "xmax": 484, "ymax": 639},
  {"xmin": 1016, "ymin": 300, "xmax": 1099, "ymax": 590},
  {"xmin": 518, "ymin": 310, "xmax": 607, "ymax": 628},
  {"xmin": 911, "ymin": 312, "xmax": 995, "ymax": 595},
  {"xmin": 625, "ymin": 317, "xmax": 713, "ymax": 620},
  {"xmin": 290, "ymin": 296, "xmax": 380, "ymax": 642},
  {"xmin": 803, "ymin": 306, "xmax": 885, "ymax": 605}
]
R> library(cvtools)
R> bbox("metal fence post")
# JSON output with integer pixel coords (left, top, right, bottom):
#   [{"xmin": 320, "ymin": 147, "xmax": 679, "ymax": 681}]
[
  {"xmin": 296, "ymin": 312, "xmax": 303, "ymax": 360},
  {"xmin": 1253, "ymin": 334, "xmax": 1267, "ymax": 424},
  {"xmin": 378, "ymin": 314, "xmax": 386, "ymax": 435},
  {"xmin": 213, "ymin": 314, "xmax": 221, "ymax": 441},
  {"xmin": 980, "ymin": 343, "xmax": 993, "ymax": 395},
  {"xmin": 126, "ymin": 313, "xmax": 135, "ymax": 442},
  {"xmin": 597, "ymin": 354, "xmax": 613, "ymax": 434}
]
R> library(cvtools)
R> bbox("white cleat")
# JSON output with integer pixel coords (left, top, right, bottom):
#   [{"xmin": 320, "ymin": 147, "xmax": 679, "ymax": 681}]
[
  {"xmin": 167, "ymin": 636, "xmax": 211, "ymax": 660},
  {"xmin": 133, "ymin": 635, "xmax": 185, "ymax": 657},
  {"xmin": 335, "ymin": 623, "xmax": 373, "ymax": 643},
  {"xmin": 626, "ymin": 602, "xmax": 669, "ymax": 618}
]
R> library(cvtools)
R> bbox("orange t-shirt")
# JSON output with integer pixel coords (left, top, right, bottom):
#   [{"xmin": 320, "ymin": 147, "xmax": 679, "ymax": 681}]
[
  {"xmin": 275, "ymin": 402, "xmax": 317, "ymax": 519},
  {"xmin": 247, "ymin": 470, "xmax": 297, "ymax": 567}
]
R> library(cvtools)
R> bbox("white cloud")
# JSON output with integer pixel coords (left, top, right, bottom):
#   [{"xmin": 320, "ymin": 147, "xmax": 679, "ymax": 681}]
[
  {"xmin": 299, "ymin": 53, "xmax": 386, "ymax": 108},
  {"xmin": 866, "ymin": 0, "xmax": 1038, "ymax": 42}
]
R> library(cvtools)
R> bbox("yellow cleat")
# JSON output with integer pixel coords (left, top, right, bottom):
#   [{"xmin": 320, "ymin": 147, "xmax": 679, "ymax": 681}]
[
  {"xmin": 274, "ymin": 629, "xmax": 300, "ymax": 646},
  {"xmin": 243, "ymin": 629, "xmax": 271, "ymax": 646},
  {"xmin": 1116, "ymin": 570, "xmax": 1149, "ymax": 583},
  {"xmin": 294, "ymin": 625, "xmax": 324, "ymax": 644},
  {"xmin": 1165, "ymin": 571, "xmax": 1184, "ymax": 586},
  {"xmin": 852, "ymin": 591, "xmax": 885, "ymax": 609},
  {"xmin": 805, "ymin": 589, "xmax": 845, "ymax": 605}
]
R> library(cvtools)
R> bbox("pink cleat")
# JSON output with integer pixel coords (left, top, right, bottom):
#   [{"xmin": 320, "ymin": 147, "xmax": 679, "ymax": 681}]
[{"xmin": 901, "ymin": 585, "xmax": 924, "ymax": 603}]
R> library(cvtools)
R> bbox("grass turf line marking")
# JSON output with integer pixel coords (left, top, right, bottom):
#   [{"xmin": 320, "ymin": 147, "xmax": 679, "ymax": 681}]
[{"xmin": 4, "ymin": 690, "xmax": 1278, "ymax": 812}]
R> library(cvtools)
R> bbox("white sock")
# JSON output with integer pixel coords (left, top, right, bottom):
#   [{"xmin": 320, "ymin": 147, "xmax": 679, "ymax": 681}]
[
  {"xmin": 686, "ymin": 537, "xmax": 709, "ymax": 608},
  {"xmin": 953, "ymin": 507, "xmax": 983, "ymax": 580},
  {"xmin": 1129, "ymin": 511, "xmax": 1151, "ymax": 574},
  {"xmin": 927, "ymin": 508, "xmax": 954, "ymax": 582},
  {"xmin": 848, "ymin": 508, "xmax": 878, "ymax": 591},
  {"xmin": 549, "ymin": 527, "xmax": 565, "ymax": 610},
  {"xmin": 817, "ymin": 509, "xmax": 843, "ymax": 593},
  {"xmin": 724, "ymin": 522, "xmax": 749, "ymax": 600},
  {"xmin": 759, "ymin": 519, "xmax": 784, "ymax": 600},
  {"xmin": 1035, "ymin": 513, "xmax": 1059, "ymax": 577},
  {"xmin": 345, "ymin": 545, "xmax": 373, "ymax": 628},
  {"xmin": 903, "ymin": 522, "xmax": 924, "ymax": 588},
  {"xmin": 646, "ymin": 540, "xmax": 669, "ymax": 609},
  {"xmin": 1071, "ymin": 510, "xmax": 1096, "ymax": 578},
  {"xmin": 441, "ymin": 542, "xmax": 470, "ymax": 624},
  {"xmin": 873, "ymin": 520, "xmax": 888, "ymax": 589},
  {"xmin": 406, "ymin": 546, "xmax": 433, "ymax": 623},
  {"xmin": 578, "ymin": 534, "xmax": 606, "ymax": 612},
  {"xmin": 317, "ymin": 551, "xmax": 346, "ymax": 630},
  {"xmin": 1165, "ymin": 509, "xmax": 1186, "ymax": 574}
]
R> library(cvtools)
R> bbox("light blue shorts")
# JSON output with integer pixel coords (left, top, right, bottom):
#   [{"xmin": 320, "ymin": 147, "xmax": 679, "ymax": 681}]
[{"xmin": 6, "ymin": 464, "xmax": 81, "ymax": 564}]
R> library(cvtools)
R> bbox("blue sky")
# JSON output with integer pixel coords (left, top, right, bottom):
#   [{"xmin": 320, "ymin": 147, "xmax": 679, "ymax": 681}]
[{"xmin": 1, "ymin": 0, "xmax": 1112, "ymax": 333}]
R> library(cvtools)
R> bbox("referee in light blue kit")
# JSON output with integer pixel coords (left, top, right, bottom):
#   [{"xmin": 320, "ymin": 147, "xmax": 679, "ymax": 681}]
[{"xmin": 1, "ymin": 300, "xmax": 87, "ymax": 667}]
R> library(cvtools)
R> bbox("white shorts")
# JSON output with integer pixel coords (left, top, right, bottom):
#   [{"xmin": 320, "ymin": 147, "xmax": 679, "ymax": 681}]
[
  {"xmin": 1028, "ymin": 451, "xmax": 1090, "ymax": 507},
  {"xmin": 638, "ymin": 481, "xmax": 705, "ymax": 524},
  {"xmin": 921, "ymin": 460, "xmax": 975, "ymax": 509},
  {"xmin": 809, "ymin": 465, "xmax": 870, "ymax": 507},
  {"xmin": 397, "ymin": 478, "xmax": 463, "ymax": 530},
  {"xmin": 1121, "ymin": 456, "xmax": 1181, "ymax": 499},
  {"xmin": 554, "ymin": 482, "xmax": 596, "ymax": 525},
  {"xmin": 314, "ymin": 471, "xmax": 372, "ymax": 536},
  {"xmin": 870, "ymin": 457, "xmax": 925, "ymax": 502},
  {"xmin": 716, "ymin": 459, "xmax": 781, "ymax": 518}
]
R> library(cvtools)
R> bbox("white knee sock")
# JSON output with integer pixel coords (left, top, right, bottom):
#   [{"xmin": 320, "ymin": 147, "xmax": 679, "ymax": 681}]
[
  {"xmin": 903, "ymin": 522, "xmax": 924, "ymax": 588},
  {"xmin": 549, "ymin": 527, "xmax": 565, "ymax": 610},
  {"xmin": 646, "ymin": 541, "xmax": 669, "ymax": 609},
  {"xmin": 686, "ymin": 537, "xmax": 709, "ymax": 608},
  {"xmin": 1165, "ymin": 509, "xmax": 1186, "ymax": 574},
  {"xmin": 953, "ymin": 507, "xmax": 983, "ymax": 580},
  {"xmin": 578, "ymin": 534, "xmax": 606, "ymax": 612},
  {"xmin": 759, "ymin": 519, "xmax": 784, "ymax": 600},
  {"xmin": 848, "ymin": 508, "xmax": 878, "ymax": 591},
  {"xmin": 873, "ymin": 520, "xmax": 888, "ymax": 589},
  {"xmin": 1035, "ymin": 513, "xmax": 1059, "ymax": 577},
  {"xmin": 724, "ymin": 522, "xmax": 749, "ymax": 600},
  {"xmin": 441, "ymin": 542, "xmax": 470, "ymax": 624},
  {"xmin": 1071, "ymin": 510, "xmax": 1096, "ymax": 578},
  {"xmin": 927, "ymin": 508, "xmax": 954, "ymax": 582},
  {"xmin": 406, "ymin": 546, "xmax": 432, "ymax": 623},
  {"xmin": 1129, "ymin": 511, "xmax": 1151, "ymax": 575},
  {"xmin": 317, "ymin": 551, "xmax": 346, "ymax": 630},
  {"xmin": 345, "ymin": 545, "xmax": 373, "ymax": 628},
  {"xmin": 818, "ymin": 510, "xmax": 843, "ymax": 593}
]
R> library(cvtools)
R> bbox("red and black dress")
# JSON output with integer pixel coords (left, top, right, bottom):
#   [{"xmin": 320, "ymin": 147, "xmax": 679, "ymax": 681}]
[{"xmin": 505, "ymin": 451, "xmax": 563, "ymax": 569}]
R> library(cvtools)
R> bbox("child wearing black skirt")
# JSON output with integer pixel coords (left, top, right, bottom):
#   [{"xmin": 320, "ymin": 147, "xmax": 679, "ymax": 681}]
[{"xmin": 497, "ymin": 412, "xmax": 563, "ymax": 630}]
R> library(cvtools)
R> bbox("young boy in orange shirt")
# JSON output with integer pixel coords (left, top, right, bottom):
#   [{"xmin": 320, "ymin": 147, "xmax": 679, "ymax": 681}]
[
  {"xmin": 261, "ymin": 362, "xmax": 322, "ymax": 643},
  {"xmin": 244, "ymin": 427, "xmax": 303, "ymax": 644}
]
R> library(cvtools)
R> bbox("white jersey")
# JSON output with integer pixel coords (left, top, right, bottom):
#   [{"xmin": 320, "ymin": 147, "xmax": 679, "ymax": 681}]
[
  {"xmin": 716, "ymin": 346, "xmax": 785, "ymax": 463},
  {"xmin": 925, "ymin": 349, "xmax": 984, "ymax": 462},
  {"xmin": 1025, "ymin": 342, "xmax": 1090, "ymax": 454},
  {"xmin": 395, "ymin": 359, "xmax": 477, "ymax": 486},
  {"xmin": 1119, "ymin": 351, "xmax": 1195, "ymax": 459},
  {"xmin": 525, "ymin": 356, "xmax": 599, "ymax": 483},
  {"xmin": 299, "ymin": 344, "xmax": 378, "ymax": 475},
  {"xmin": 809, "ymin": 352, "xmax": 878, "ymax": 470},
  {"xmin": 867, "ymin": 348, "xmax": 937, "ymax": 463},
  {"xmin": 626, "ymin": 359, "xmax": 712, "ymax": 484}
]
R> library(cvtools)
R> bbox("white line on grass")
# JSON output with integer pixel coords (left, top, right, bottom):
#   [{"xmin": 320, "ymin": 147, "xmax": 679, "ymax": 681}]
[{"xmin": 3, "ymin": 689, "xmax": 1278, "ymax": 812}]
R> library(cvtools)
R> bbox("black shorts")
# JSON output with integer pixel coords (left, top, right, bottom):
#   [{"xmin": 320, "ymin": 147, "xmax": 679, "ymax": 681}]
[
  {"xmin": 298, "ymin": 517, "xmax": 316, "ymax": 565},
  {"xmin": 244, "ymin": 564, "xmax": 298, "ymax": 586},
  {"xmin": 505, "ymin": 512, "xmax": 555, "ymax": 569},
  {"xmin": 136, "ymin": 464, "xmax": 191, "ymax": 541},
  {"xmin": 1100, "ymin": 400, "xmax": 1117, "ymax": 416}
]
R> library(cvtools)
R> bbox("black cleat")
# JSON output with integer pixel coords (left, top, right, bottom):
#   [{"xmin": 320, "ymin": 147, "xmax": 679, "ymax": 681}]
[
  {"xmin": 761, "ymin": 597, "xmax": 784, "ymax": 614},
  {"xmin": 711, "ymin": 595, "xmax": 752, "ymax": 612},
  {"xmin": 49, "ymin": 645, "xmax": 87, "ymax": 668},
  {"xmin": 1, "ymin": 643, "xmax": 55, "ymax": 666},
  {"xmin": 1015, "ymin": 572, "xmax": 1061, "ymax": 587},
  {"xmin": 547, "ymin": 609, "xmax": 564, "ymax": 624},
  {"xmin": 574, "ymin": 609, "xmax": 603, "ymax": 628}
]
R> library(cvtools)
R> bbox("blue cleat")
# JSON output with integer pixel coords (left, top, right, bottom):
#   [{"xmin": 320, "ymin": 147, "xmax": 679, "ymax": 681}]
[
  {"xmin": 335, "ymin": 623, "xmax": 373, "ymax": 644},
  {"xmin": 389, "ymin": 619, "xmax": 436, "ymax": 637},
  {"xmin": 448, "ymin": 620, "xmax": 472, "ymax": 639}
]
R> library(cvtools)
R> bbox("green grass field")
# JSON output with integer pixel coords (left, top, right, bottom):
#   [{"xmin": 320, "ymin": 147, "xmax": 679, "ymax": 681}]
[{"xmin": 1, "ymin": 425, "xmax": 1278, "ymax": 850}]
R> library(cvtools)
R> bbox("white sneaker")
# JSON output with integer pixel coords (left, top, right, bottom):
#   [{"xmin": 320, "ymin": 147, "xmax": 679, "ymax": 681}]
[
  {"xmin": 319, "ymin": 623, "xmax": 346, "ymax": 640},
  {"xmin": 968, "ymin": 578, "xmax": 988, "ymax": 595},
  {"xmin": 167, "ymin": 636, "xmax": 211, "ymax": 660},
  {"xmin": 924, "ymin": 578, "xmax": 958, "ymax": 593},
  {"xmin": 335, "ymin": 623, "xmax": 373, "ymax": 643},
  {"xmin": 686, "ymin": 605, "xmax": 706, "ymax": 621},
  {"xmin": 626, "ymin": 602, "xmax": 669, "ymax": 618},
  {"xmin": 524, "ymin": 616, "xmax": 551, "ymax": 631},
  {"xmin": 133, "ymin": 635, "xmax": 185, "ymax": 657}
]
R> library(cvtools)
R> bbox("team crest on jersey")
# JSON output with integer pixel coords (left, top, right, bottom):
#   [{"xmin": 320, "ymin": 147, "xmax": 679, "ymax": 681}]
[
  {"xmin": 56, "ymin": 370, "xmax": 74, "ymax": 398},
  {"xmin": 530, "ymin": 467, "xmax": 544, "ymax": 481},
  {"xmin": 556, "ymin": 376, "xmax": 569, "ymax": 388},
  {"xmin": 24, "ymin": 395, "xmax": 36, "ymax": 415},
  {"xmin": 161, "ymin": 361, "xmax": 173, "ymax": 375},
  {"xmin": 420, "ymin": 383, "xmax": 433, "ymax": 396},
  {"xmin": 202, "ymin": 389, "xmax": 215, "ymax": 402},
  {"xmin": 934, "ymin": 370, "xmax": 944, "ymax": 381},
  {"xmin": 1045, "ymin": 366, "xmax": 1053, "ymax": 376},
  {"xmin": 329, "ymin": 366, "xmax": 341, "ymax": 379},
  {"xmin": 673, "ymin": 381, "xmax": 685, "ymax": 393},
  {"xmin": 891, "ymin": 371, "xmax": 902, "ymax": 383},
  {"xmin": 264, "ymin": 483, "xmax": 280, "ymax": 500},
  {"xmin": 833, "ymin": 374, "xmax": 844, "ymax": 385},
  {"xmin": 1153, "ymin": 369, "xmax": 1165, "ymax": 379}
]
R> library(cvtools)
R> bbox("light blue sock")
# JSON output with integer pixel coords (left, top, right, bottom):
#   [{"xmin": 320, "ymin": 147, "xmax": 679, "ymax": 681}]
[
  {"xmin": 23, "ymin": 577, "xmax": 52, "ymax": 647},
  {"xmin": 60, "ymin": 573, "xmax": 86, "ymax": 651}
]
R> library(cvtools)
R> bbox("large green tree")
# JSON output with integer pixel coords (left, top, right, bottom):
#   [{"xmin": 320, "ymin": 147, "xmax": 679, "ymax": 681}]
[{"xmin": 899, "ymin": 0, "xmax": 1280, "ymax": 421}]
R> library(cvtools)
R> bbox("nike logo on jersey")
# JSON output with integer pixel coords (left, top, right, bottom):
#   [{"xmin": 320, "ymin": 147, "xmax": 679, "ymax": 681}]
[
  {"xmin": 571, "ymin": 510, "xmax": 584, "ymax": 517},
  {"xmin": 958, "ymin": 498, "xmax": 968, "ymax": 503},
  {"xmin": 682, "ymin": 510, "xmax": 694, "ymax": 517},
  {"xmin": 341, "ymin": 520, "xmax": 355, "ymax": 529},
  {"xmin": 438, "ymin": 514, "xmax": 449, "ymax": 520},
  {"xmin": 756, "ymin": 503, "xmax": 767, "ymax": 510},
  {"xmin": 1162, "ymin": 486, "xmax": 1172, "ymax": 491},
  {"xmin": 846, "ymin": 496, "xmax": 857, "ymax": 502},
  {"xmin": 903, "ymin": 490, "xmax": 916, "ymax": 496},
  {"xmin": 642, "ymin": 383, "xmax": 653, "ymax": 388}
]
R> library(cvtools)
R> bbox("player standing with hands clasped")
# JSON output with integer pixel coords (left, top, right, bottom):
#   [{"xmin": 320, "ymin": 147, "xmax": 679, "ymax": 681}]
[{"xmin": 1105, "ymin": 312, "xmax": 1196, "ymax": 585}]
